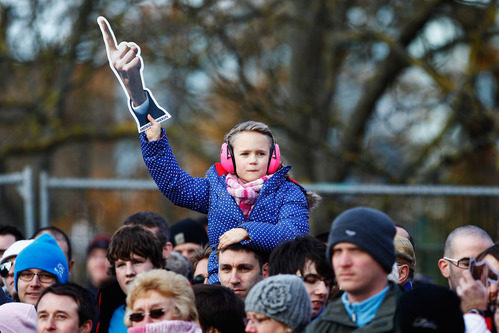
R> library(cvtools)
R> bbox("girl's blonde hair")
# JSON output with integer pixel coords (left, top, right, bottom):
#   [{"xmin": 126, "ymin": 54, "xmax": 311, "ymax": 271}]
[
  {"xmin": 224, "ymin": 121, "xmax": 275, "ymax": 146},
  {"xmin": 125, "ymin": 269, "xmax": 198, "ymax": 327}
]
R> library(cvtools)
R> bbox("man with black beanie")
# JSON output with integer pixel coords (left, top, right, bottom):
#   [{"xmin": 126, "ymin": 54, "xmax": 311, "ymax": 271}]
[{"xmin": 306, "ymin": 206, "xmax": 399, "ymax": 333}]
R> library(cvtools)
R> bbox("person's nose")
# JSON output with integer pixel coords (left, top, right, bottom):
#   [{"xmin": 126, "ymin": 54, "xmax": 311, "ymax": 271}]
[
  {"xmin": 30, "ymin": 274, "xmax": 41, "ymax": 287},
  {"xmin": 143, "ymin": 313, "xmax": 153, "ymax": 324},
  {"xmin": 314, "ymin": 280, "xmax": 329, "ymax": 296},
  {"xmin": 41, "ymin": 316, "xmax": 57, "ymax": 331},
  {"xmin": 229, "ymin": 270, "xmax": 240, "ymax": 285},
  {"xmin": 249, "ymin": 153, "xmax": 258, "ymax": 164},
  {"xmin": 125, "ymin": 262, "xmax": 136, "ymax": 277},
  {"xmin": 337, "ymin": 252, "xmax": 352, "ymax": 267},
  {"xmin": 245, "ymin": 320, "xmax": 256, "ymax": 333}
]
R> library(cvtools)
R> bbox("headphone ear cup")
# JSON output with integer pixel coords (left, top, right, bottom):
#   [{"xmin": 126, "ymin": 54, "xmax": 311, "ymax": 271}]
[
  {"xmin": 220, "ymin": 142, "xmax": 235, "ymax": 174},
  {"xmin": 267, "ymin": 143, "xmax": 281, "ymax": 174}
]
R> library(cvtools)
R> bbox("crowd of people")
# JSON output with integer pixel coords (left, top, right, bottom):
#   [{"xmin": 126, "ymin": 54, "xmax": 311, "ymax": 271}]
[
  {"xmin": 0, "ymin": 14, "xmax": 498, "ymax": 333},
  {"xmin": 0, "ymin": 209, "xmax": 498, "ymax": 333}
]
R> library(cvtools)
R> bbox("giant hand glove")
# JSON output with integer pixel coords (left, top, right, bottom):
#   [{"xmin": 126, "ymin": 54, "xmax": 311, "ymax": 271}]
[{"xmin": 97, "ymin": 16, "xmax": 170, "ymax": 133}]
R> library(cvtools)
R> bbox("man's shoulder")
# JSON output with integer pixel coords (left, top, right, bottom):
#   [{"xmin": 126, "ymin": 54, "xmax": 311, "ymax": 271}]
[{"xmin": 305, "ymin": 285, "xmax": 399, "ymax": 333}]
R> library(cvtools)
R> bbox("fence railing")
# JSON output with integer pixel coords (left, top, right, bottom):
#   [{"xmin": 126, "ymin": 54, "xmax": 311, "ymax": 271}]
[
  {"xmin": 4, "ymin": 167, "xmax": 499, "ymax": 234},
  {"xmin": 0, "ymin": 167, "xmax": 35, "ymax": 236}
]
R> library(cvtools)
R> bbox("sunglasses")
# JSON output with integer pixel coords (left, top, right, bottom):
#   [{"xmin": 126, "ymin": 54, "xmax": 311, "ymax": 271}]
[
  {"xmin": 0, "ymin": 261, "xmax": 13, "ymax": 278},
  {"xmin": 129, "ymin": 309, "xmax": 166, "ymax": 322},
  {"xmin": 190, "ymin": 275, "xmax": 207, "ymax": 285},
  {"xmin": 469, "ymin": 257, "xmax": 499, "ymax": 287}
]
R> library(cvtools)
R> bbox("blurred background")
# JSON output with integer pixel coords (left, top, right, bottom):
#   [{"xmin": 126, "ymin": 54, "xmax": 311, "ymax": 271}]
[{"xmin": 0, "ymin": 0, "xmax": 498, "ymax": 285}]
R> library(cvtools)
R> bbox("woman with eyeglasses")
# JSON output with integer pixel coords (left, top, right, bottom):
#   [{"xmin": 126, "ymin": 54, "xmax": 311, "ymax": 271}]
[
  {"xmin": 125, "ymin": 269, "xmax": 201, "ymax": 333},
  {"xmin": 245, "ymin": 275, "xmax": 311, "ymax": 333}
]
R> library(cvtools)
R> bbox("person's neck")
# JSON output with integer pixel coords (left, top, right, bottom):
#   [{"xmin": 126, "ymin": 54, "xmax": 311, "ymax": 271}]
[{"xmin": 346, "ymin": 279, "xmax": 389, "ymax": 304}]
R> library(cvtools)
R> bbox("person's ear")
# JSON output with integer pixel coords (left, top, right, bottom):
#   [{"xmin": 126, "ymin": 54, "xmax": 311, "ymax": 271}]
[
  {"xmin": 438, "ymin": 258, "xmax": 450, "ymax": 279},
  {"xmin": 79, "ymin": 320, "xmax": 93, "ymax": 333},
  {"xmin": 163, "ymin": 242, "xmax": 173, "ymax": 260},
  {"xmin": 397, "ymin": 264, "xmax": 409, "ymax": 285},
  {"xmin": 68, "ymin": 259, "xmax": 75, "ymax": 274},
  {"xmin": 262, "ymin": 262, "xmax": 269, "ymax": 278}
]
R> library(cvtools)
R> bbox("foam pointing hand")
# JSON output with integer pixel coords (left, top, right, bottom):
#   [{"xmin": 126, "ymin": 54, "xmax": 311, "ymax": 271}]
[{"xmin": 97, "ymin": 16, "xmax": 146, "ymax": 107}]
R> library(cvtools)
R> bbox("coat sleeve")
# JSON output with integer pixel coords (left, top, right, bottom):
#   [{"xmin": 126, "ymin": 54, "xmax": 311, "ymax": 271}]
[
  {"xmin": 238, "ymin": 182, "xmax": 310, "ymax": 252},
  {"xmin": 140, "ymin": 127, "xmax": 210, "ymax": 214}
]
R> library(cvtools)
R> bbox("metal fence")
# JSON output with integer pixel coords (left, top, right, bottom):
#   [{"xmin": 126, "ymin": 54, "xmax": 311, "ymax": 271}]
[
  {"xmin": 0, "ymin": 167, "xmax": 35, "ymax": 236},
  {"xmin": 3, "ymin": 167, "xmax": 499, "ymax": 235}
]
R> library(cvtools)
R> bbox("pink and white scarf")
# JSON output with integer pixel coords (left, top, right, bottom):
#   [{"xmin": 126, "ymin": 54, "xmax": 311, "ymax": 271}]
[{"xmin": 226, "ymin": 173, "xmax": 270, "ymax": 219}]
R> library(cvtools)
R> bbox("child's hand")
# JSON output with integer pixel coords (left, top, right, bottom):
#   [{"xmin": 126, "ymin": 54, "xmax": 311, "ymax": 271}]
[
  {"xmin": 218, "ymin": 228, "xmax": 249, "ymax": 250},
  {"xmin": 145, "ymin": 114, "xmax": 161, "ymax": 141}
]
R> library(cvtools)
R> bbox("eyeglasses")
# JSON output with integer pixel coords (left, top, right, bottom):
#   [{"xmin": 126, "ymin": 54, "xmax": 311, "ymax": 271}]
[
  {"xmin": 301, "ymin": 273, "xmax": 333, "ymax": 288},
  {"xmin": 0, "ymin": 261, "xmax": 13, "ymax": 278},
  {"xmin": 469, "ymin": 258, "xmax": 499, "ymax": 287},
  {"xmin": 190, "ymin": 275, "xmax": 208, "ymax": 285},
  {"xmin": 129, "ymin": 309, "xmax": 167, "ymax": 322},
  {"xmin": 18, "ymin": 271, "xmax": 57, "ymax": 283},
  {"xmin": 444, "ymin": 256, "xmax": 470, "ymax": 269}
]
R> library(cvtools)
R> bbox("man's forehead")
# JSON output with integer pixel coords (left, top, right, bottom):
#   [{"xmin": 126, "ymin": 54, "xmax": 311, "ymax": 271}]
[
  {"xmin": 219, "ymin": 249, "xmax": 258, "ymax": 264},
  {"xmin": 333, "ymin": 242, "xmax": 361, "ymax": 250}
]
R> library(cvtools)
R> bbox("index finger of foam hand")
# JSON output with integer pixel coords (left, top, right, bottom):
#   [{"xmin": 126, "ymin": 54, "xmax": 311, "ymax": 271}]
[{"xmin": 97, "ymin": 16, "xmax": 118, "ymax": 52}]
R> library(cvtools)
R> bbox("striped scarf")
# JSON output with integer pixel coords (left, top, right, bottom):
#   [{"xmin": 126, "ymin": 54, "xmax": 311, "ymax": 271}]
[{"xmin": 226, "ymin": 173, "xmax": 270, "ymax": 219}]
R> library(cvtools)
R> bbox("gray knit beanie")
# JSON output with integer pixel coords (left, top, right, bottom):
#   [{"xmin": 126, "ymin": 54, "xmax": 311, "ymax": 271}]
[
  {"xmin": 327, "ymin": 206, "xmax": 396, "ymax": 273},
  {"xmin": 245, "ymin": 275, "xmax": 311, "ymax": 331}
]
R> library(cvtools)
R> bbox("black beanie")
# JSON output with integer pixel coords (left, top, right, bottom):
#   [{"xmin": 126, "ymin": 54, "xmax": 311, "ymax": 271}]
[
  {"xmin": 170, "ymin": 218, "xmax": 208, "ymax": 247},
  {"xmin": 327, "ymin": 206, "xmax": 396, "ymax": 273},
  {"xmin": 394, "ymin": 283, "xmax": 465, "ymax": 333}
]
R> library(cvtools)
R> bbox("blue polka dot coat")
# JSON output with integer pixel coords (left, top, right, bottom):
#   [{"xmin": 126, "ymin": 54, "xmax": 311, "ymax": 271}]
[{"xmin": 139, "ymin": 106, "xmax": 310, "ymax": 282}]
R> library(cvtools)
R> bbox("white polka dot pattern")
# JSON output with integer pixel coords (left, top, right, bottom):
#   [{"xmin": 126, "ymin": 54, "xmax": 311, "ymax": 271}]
[{"xmin": 140, "ymin": 127, "xmax": 310, "ymax": 283}]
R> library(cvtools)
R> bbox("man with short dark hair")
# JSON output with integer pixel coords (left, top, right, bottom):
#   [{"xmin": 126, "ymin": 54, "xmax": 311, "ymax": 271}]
[
  {"xmin": 122, "ymin": 211, "xmax": 173, "ymax": 261},
  {"xmin": 269, "ymin": 235, "xmax": 334, "ymax": 320},
  {"xmin": 218, "ymin": 243, "xmax": 268, "ymax": 301},
  {"xmin": 306, "ymin": 207, "xmax": 399, "ymax": 332},
  {"xmin": 97, "ymin": 225, "xmax": 164, "ymax": 333},
  {"xmin": 36, "ymin": 282, "xmax": 95, "ymax": 333}
]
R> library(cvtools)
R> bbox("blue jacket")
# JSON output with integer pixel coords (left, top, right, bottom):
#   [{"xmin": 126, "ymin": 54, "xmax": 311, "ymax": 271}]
[{"xmin": 140, "ymin": 99, "xmax": 310, "ymax": 282}]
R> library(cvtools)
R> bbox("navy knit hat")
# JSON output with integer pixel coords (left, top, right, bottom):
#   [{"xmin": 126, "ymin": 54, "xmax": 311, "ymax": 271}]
[
  {"xmin": 170, "ymin": 218, "xmax": 208, "ymax": 247},
  {"xmin": 14, "ymin": 233, "xmax": 69, "ymax": 291},
  {"xmin": 327, "ymin": 207, "xmax": 396, "ymax": 273}
]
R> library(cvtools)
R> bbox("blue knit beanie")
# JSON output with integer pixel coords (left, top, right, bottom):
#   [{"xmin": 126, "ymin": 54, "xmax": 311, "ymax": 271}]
[
  {"xmin": 14, "ymin": 233, "xmax": 69, "ymax": 291},
  {"xmin": 327, "ymin": 207, "xmax": 396, "ymax": 273}
]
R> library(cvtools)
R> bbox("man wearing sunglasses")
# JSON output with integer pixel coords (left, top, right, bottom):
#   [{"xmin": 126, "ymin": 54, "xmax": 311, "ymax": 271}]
[
  {"xmin": 268, "ymin": 235, "xmax": 334, "ymax": 321},
  {"xmin": 438, "ymin": 225, "xmax": 493, "ymax": 290},
  {"xmin": 13, "ymin": 234, "xmax": 69, "ymax": 306}
]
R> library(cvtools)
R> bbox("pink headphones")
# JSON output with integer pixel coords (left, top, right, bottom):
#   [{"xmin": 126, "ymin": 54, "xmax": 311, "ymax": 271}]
[{"xmin": 220, "ymin": 141, "xmax": 281, "ymax": 175}]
